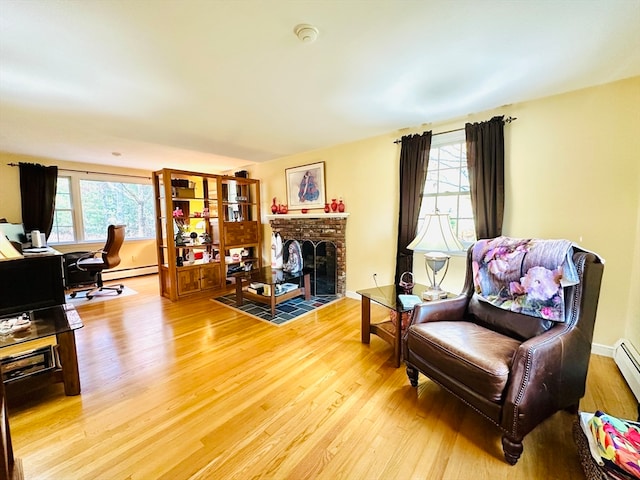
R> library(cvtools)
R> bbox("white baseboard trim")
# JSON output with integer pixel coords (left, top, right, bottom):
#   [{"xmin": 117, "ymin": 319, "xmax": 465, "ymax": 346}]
[
  {"xmin": 591, "ymin": 342, "xmax": 614, "ymax": 357},
  {"xmin": 613, "ymin": 339, "xmax": 640, "ymax": 402},
  {"xmin": 102, "ymin": 265, "xmax": 158, "ymax": 281}
]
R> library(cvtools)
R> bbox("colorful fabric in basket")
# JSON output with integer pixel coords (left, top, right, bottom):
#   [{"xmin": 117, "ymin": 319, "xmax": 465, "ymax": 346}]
[
  {"xmin": 581, "ymin": 410, "xmax": 640, "ymax": 479},
  {"xmin": 472, "ymin": 237, "xmax": 579, "ymax": 321}
]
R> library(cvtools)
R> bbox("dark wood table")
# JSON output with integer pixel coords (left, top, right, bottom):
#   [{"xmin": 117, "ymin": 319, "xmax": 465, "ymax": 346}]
[
  {"xmin": 0, "ymin": 304, "xmax": 84, "ymax": 396},
  {"xmin": 357, "ymin": 283, "xmax": 439, "ymax": 367},
  {"xmin": 232, "ymin": 267, "xmax": 311, "ymax": 317}
]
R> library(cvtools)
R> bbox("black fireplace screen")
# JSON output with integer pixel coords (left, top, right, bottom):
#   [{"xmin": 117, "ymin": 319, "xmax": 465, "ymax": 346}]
[{"xmin": 283, "ymin": 240, "xmax": 337, "ymax": 296}]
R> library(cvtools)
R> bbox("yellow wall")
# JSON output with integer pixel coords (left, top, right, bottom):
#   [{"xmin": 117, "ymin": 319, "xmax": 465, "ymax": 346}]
[
  {"xmin": 505, "ymin": 78, "xmax": 640, "ymax": 349},
  {"xmin": 250, "ymin": 76, "xmax": 640, "ymax": 349},
  {"xmin": 0, "ymin": 152, "xmax": 158, "ymax": 273},
  {"xmin": 253, "ymin": 133, "xmax": 401, "ymax": 291},
  {"xmin": 628, "ymin": 173, "xmax": 640, "ymax": 346}
]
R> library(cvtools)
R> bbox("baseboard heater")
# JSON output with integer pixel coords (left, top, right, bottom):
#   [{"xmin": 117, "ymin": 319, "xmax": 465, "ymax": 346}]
[
  {"xmin": 102, "ymin": 265, "xmax": 157, "ymax": 281},
  {"xmin": 613, "ymin": 338, "xmax": 640, "ymax": 404}
]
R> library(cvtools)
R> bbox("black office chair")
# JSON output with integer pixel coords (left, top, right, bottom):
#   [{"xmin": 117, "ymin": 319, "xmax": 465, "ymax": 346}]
[{"xmin": 66, "ymin": 225, "xmax": 126, "ymax": 300}]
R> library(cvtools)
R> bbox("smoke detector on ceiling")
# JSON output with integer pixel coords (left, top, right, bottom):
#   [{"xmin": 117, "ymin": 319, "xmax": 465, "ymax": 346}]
[{"xmin": 294, "ymin": 24, "xmax": 319, "ymax": 43}]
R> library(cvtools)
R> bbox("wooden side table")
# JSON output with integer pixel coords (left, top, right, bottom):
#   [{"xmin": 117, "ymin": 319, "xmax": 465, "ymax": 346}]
[
  {"xmin": 357, "ymin": 283, "xmax": 420, "ymax": 367},
  {"xmin": 357, "ymin": 284, "xmax": 454, "ymax": 367}
]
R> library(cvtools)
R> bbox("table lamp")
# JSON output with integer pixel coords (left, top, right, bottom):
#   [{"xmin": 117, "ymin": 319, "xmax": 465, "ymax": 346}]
[{"xmin": 406, "ymin": 212, "xmax": 463, "ymax": 301}]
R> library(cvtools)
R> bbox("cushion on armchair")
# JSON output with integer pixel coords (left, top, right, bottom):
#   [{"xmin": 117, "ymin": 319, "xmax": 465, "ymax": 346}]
[
  {"xmin": 468, "ymin": 294, "xmax": 554, "ymax": 341},
  {"xmin": 407, "ymin": 321, "xmax": 521, "ymax": 402}
]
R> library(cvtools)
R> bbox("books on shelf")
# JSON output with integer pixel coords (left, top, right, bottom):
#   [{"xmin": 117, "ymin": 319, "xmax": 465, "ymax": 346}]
[
  {"xmin": 274, "ymin": 283, "xmax": 298, "ymax": 296},
  {"xmin": 245, "ymin": 283, "xmax": 300, "ymax": 297},
  {"xmin": 243, "ymin": 281, "xmax": 265, "ymax": 295}
]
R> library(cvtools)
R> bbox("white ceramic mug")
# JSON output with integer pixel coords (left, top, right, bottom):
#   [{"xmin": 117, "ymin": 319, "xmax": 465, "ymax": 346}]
[{"xmin": 31, "ymin": 230, "xmax": 42, "ymax": 247}]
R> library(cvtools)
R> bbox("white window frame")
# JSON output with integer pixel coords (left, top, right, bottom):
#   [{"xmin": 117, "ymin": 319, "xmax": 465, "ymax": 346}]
[
  {"xmin": 49, "ymin": 172, "xmax": 155, "ymax": 245},
  {"xmin": 49, "ymin": 175, "xmax": 76, "ymax": 244},
  {"xmin": 417, "ymin": 130, "xmax": 476, "ymax": 251}
]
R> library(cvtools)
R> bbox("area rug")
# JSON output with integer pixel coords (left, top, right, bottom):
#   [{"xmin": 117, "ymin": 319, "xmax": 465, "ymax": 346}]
[
  {"xmin": 65, "ymin": 286, "xmax": 138, "ymax": 306},
  {"xmin": 211, "ymin": 293, "xmax": 339, "ymax": 326}
]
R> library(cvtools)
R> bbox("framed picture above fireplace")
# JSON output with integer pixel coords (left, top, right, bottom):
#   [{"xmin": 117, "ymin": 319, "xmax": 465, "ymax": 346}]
[{"xmin": 285, "ymin": 161, "xmax": 326, "ymax": 210}]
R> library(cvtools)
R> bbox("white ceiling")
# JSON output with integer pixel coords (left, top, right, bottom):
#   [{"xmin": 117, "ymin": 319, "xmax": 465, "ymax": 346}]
[{"xmin": 1, "ymin": 0, "xmax": 639, "ymax": 173}]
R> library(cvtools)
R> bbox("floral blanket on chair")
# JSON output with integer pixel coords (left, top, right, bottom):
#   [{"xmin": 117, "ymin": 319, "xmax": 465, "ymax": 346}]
[{"xmin": 472, "ymin": 237, "xmax": 579, "ymax": 321}]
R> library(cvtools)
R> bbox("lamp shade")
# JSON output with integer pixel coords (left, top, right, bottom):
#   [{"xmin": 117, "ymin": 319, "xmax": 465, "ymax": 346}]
[{"xmin": 407, "ymin": 212, "xmax": 464, "ymax": 252}]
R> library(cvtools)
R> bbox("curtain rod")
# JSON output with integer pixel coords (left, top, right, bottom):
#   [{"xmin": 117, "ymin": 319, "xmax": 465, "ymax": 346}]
[
  {"xmin": 393, "ymin": 116, "xmax": 517, "ymax": 144},
  {"xmin": 7, "ymin": 163, "xmax": 150, "ymax": 180}
]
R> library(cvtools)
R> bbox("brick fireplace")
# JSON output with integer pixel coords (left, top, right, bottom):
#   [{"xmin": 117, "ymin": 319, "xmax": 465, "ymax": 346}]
[{"xmin": 268, "ymin": 214, "xmax": 348, "ymax": 297}]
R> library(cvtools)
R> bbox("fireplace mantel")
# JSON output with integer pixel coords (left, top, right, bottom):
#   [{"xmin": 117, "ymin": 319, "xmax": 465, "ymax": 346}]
[{"xmin": 266, "ymin": 213, "xmax": 349, "ymax": 220}]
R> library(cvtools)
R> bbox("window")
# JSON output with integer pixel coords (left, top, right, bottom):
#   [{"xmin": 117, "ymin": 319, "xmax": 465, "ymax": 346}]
[
  {"xmin": 50, "ymin": 177, "xmax": 75, "ymax": 243},
  {"xmin": 49, "ymin": 175, "xmax": 155, "ymax": 244},
  {"xmin": 79, "ymin": 180, "xmax": 155, "ymax": 241},
  {"xmin": 417, "ymin": 131, "xmax": 476, "ymax": 248}
]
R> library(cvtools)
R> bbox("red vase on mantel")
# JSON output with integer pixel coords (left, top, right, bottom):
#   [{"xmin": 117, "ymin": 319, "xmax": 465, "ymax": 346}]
[
  {"xmin": 338, "ymin": 199, "xmax": 345, "ymax": 212},
  {"xmin": 271, "ymin": 197, "xmax": 278, "ymax": 214},
  {"xmin": 324, "ymin": 203, "xmax": 330, "ymax": 213},
  {"xmin": 330, "ymin": 199, "xmax": 338, "ymax": 212}
]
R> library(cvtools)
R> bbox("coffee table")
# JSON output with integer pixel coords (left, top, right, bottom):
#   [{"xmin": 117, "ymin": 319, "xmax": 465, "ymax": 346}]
[{"xmin": 232, "ymin": 267, "xmax": 311, "ymax": 317}]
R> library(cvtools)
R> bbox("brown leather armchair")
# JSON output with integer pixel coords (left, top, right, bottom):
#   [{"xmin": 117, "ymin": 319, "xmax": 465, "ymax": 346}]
[{"xmin": 403, "ymin": 243, "xmax": 604, "ymax": 465}]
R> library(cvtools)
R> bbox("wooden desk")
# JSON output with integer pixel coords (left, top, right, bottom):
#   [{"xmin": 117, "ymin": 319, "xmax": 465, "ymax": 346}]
[{"xmin": 0, "ymin": 304, "xmax": 84, "ymax": 396}]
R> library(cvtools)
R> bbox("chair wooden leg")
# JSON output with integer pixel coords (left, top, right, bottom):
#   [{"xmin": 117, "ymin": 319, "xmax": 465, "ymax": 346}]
[
  {"xmin": 501, "ymin": 435, "xmax": 523, "ymax": 465},
  {"xmin": 406, "ymin": 365, "xmax": 419, "ymax": 387}
]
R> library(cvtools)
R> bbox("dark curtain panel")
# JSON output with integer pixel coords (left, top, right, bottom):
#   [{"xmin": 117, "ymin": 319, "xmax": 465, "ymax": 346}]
[
  {"xmin": 19, "ymin": 162, "xmax": 58, "ymax": 238},
  {"xmin": 394, "ymin": 132, "xmax": 431, "ymax": 285},
  {"xmin": 465, "ymin": 116, "xmax": 505, "ymax": 240}
]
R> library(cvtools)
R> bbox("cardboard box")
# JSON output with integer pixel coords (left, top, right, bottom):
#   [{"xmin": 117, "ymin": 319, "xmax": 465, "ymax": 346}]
[{"xmin": 172, "ymin": 187, "xmax": 196, "ymax": 198}]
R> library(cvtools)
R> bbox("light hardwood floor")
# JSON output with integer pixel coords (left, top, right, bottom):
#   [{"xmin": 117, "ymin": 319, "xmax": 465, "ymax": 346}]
[{"xmin": 6, "ymin": 274, "xmax": 637, "ymax": 479}]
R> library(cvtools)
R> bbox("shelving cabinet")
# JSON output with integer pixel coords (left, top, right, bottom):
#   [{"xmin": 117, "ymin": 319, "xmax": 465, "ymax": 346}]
[{"xmin": 153, "ymin": 168, "xmax": 262, "ymax": 301}]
